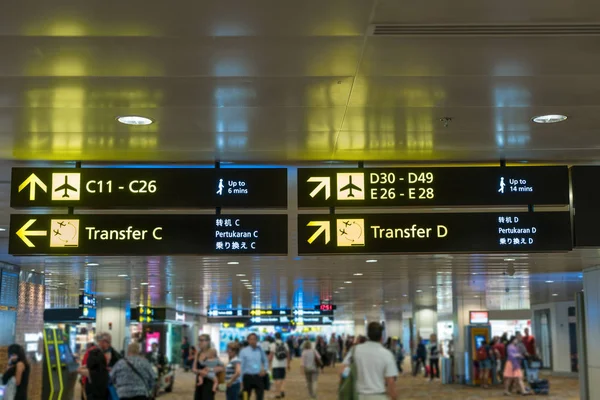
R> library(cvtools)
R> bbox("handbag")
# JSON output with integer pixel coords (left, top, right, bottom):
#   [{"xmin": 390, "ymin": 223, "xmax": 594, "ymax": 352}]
[
  {"xmin": 338, "ymin": 347, "xmax": 358, "ymax": 400},
  {"xmin": 3, "ymin": 377, "xmax": 17, "ymax": 400}
]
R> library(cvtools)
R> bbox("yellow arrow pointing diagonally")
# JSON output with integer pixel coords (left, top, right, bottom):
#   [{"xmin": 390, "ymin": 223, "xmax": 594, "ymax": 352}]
[
  {"xmin": 307, "ymin": 221, "xmax": 331, "ymax": 244},
  {"xmin": 307, "ymin": 177, "xmax": 331, "ymax": 200},
  {"xmin": 18, "ymin": 173, "xmax": 48, "ymax": 201},
  {"xmin": 16, "ymin": 219, "xmax": 47, "ymax": 248}
]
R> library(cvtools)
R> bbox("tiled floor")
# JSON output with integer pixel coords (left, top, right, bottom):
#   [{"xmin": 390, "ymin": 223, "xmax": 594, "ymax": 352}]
[{"xmin": 164, "ymin": 359, "xmax": 580, "ymax": 400}]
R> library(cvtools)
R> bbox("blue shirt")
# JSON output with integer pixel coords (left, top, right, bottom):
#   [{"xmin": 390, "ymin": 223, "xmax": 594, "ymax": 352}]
[{"xmin": 240, "ymin": 345, "xmax": 269, "ymax": 376}]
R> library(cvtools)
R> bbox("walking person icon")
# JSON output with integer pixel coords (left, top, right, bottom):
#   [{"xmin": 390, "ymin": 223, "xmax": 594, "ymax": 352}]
[
  {"xmin": 217, "ymin": 179, "xmax": 224, "ymax": 195},
  {"xmin": 498, "ymin": 177, "xmax": 506, "ymax": 194}
]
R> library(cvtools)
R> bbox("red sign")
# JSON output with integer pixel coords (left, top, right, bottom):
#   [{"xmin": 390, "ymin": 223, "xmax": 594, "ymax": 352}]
[{"xmin": 469, "ymin": 311, "xmax": 489, "ymax": 324}]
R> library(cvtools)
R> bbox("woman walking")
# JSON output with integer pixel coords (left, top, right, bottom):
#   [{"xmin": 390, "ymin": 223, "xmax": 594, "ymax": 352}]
[
  {"xmin": 301, "ymin": 340, "xmax": 322, "ymax": 399},
  {"xmin": 2, "ymin": 344, "xmax": 30, "ymax": 400},
  {"xmin": 503, "ymin": 336, "xmax": 531, "ymax": 396},
  {"xmin": 192, "ymin": 334, "xmax": 224, "ymax": 400}
]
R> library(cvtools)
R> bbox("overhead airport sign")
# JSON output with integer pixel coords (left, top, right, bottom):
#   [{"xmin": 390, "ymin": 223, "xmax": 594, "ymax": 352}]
[
  {"xmin": 294, "ymin": 316, "xmax": 334, "ymax": 326},
  {"xmin": 250, "ymin": 316, "xmax": 293, "ymax": 325},
  {"xmin": 298, "ymin": 166, "xmax": 568, "ymax": 207},
  {"xmin": 293, "ymin": 309, "xmax": 334, "ymax": 316},
  {"xmin": 299, "ymin": 212, "xmax": 571, "ymax": 254},
  {"xmin": 571, "ymin": 166, "xmax": 600, "ymax": 246},
  {"xmin": 207, "ymin": 309, "xmax": 248, "ymax": 317},
  {"xmin": 11, "ymin": 168, "xmax": 287, "ymax": 209},
  {"xmin": 9, "ymin": 214, "xmax": 288, "ymax": 255}
]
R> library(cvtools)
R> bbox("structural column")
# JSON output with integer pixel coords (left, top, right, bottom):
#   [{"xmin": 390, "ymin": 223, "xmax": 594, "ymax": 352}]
[
  {"xmin": 581, "ymin": 266, "xmax": 600, "ymax": 399},
  {"xmin": 96, "ymin": 298, "xmax": 131, "ymax": 353}
]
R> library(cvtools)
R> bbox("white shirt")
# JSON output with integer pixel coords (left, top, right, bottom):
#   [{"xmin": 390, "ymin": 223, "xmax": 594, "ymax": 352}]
[
  {"xmin": 270, "ymin": 340, "xmax": 289, "ymax": 369},
  {"xmin": 344, "ymin": 341, "xmax": 398, "ymax": 395}
]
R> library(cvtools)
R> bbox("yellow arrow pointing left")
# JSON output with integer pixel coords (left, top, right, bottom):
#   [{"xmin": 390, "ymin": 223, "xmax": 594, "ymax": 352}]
[
  {"xmin": 307, "ymin": 221, "xmax": 331, "ymax": 244},
  {"xmin": 18, "ymin": 173, "xmax": 47, "ymax": 201},
  {"xmin": 16, "ymin": 219, "xmax": 47, "ymax": 248}
]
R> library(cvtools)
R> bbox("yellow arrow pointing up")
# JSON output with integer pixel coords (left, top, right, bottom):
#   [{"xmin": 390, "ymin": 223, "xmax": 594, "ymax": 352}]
[
  {"xmin": 18, "ymin": 173, "xmax": 48, "ymax": 201},
  {"xmin": 307, "ymin": 221, "xmax": 331, "ymax": 244},
  {"xmin": 307, "ymin": 177, "xmax": 331, "ymax": 200},
  {"xmin": 16, "ymin": 219, "xmax": 47, "ymax": 248}
]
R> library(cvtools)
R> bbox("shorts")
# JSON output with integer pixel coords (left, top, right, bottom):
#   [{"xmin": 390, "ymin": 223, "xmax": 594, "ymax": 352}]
[
  {"xmin": 480, "ymin": 359, "xmax": 492, "ymax": 369},
  {"xmin": 272, "ymin": 367, "xmax": 286, "ymax": 380}
]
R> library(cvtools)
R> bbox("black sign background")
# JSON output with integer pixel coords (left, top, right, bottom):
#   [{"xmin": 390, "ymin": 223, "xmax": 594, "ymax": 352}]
[
  {"xmin": 298, "ymin": 166, "xmax": 569, "ymax": 207},
  {"xmin": 11, "ymin": 168, "xmax": 287, "ymax": 208},
  {"xmin": 571, "ymin": 166, "xmax": 600, "ymax": 246},
  {"xmin": 298, "ymin": 212, "xmax": 572, "ymax": 254},
  {"xmin": 9, "ymin": 214, "xmax": 288, "ymax": 255}
]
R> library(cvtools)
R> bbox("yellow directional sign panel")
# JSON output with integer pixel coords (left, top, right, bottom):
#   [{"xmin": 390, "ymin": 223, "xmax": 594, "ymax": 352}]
[
  {"xmin": 51, "ymin": 173, "xmax": 81, "ymax": 201},
  {"xmin": 336, "ymin": 219, "xmax": 365, "ymax": 247},
  {"xmin": 18, "ymin": 173, "xmax": 47, "ymax": 201},
  {"xmin": 15, "ymin": 219, "xmax": 47, "ymax": 248},
  {"xmin": 306, "ymin": 221, "xmax": 330, "ymax": 244},
  {"xmin": 49, "ymin": 219, "xmax": 80, "ymax": 248},
  {"xmin": 336, "ymin": 173, "xmax": 364, "ymax": 200}
]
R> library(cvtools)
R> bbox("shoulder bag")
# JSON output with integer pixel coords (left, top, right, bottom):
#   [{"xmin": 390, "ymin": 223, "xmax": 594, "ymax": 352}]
[
  {"xmin": 338, "ymin": 347, "xmax": 358, "ymax": 400},
  {"xmin": 124, "ymin": 359, "xmax": 155, "ymax": 399}
]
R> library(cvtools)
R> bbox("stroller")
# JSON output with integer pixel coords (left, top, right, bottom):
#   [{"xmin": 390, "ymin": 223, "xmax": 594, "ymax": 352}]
[{"xmin": 525, "ymin": 359, "xmax": 549, "ymax": 395}]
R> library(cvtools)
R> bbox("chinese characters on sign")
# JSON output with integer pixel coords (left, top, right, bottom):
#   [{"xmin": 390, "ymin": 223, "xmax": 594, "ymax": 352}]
[{"xmin": 497, "ymin": 216, "xmax": 537, "ymax": 246}]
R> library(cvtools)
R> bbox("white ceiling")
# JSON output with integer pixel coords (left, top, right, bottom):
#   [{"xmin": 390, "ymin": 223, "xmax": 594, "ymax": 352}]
[{"xmin": 0, "ymin": 0, "xmax": 597, "ymax": 319}]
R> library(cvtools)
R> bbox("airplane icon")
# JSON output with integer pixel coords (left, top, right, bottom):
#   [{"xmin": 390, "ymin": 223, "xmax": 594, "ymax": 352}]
[
  {"xmin": 54, "ymin": 175, "xmax": 77, "ymax": 198},
  {"xmin": 53, "ymin": 229, "xmax": 61, "ymax": 236},
  {"xmin": 342, "ymin": 221, "xmax": 352, "ymax": 227},
  {"xmin": 339, "ymin": 176, "xmax": 362, "ymax": 198},
  {"xmin": 339, "ymin": 229, "xmax": 348, "ymax": 236}
]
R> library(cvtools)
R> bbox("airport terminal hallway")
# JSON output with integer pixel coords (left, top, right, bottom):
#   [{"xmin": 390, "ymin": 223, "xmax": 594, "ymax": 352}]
[{"xmin": 158, "ymin": 359, "xmax": 579, "ymax": 400}]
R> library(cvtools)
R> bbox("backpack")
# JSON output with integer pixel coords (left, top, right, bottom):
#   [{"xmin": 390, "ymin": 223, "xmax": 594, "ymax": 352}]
[
  {"xmin": 477, "ymin": 346, "xmax": 488, "ymax": 361},
  {"xmin": 275, "ymin": 341, "xmax": 287, "ymax": 361}
]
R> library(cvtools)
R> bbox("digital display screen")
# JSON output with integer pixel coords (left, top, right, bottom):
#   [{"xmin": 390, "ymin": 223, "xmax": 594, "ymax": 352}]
[
  {"xmin": 298, "ymin": 212, "xmax": 572, "ymax": 255},
  {"xmin": 11, "ymin": 168, "xmax": 287, "ymax": 209},
  {"xmin": 9, "ymin": 214, "xmax": 288, "ymax": 256},
  {"xmin": 474, "ymin": 335, "xmax": 487, "ymax": 350},
  {"xmin": 298, "ymin": 166, "xmax": 569, "ymax": 207},
  {"xmin": 0, "ymin": 270, "xmax": 19, "ymax": 308},
  {"xmin": 79, "ymin": 294, "xmax": 97, "ymax": 308},
  {"xmin": 315, "ymin": 304, "xmax": 336, "ymax": 311},
  {"xmin": 145, "ymin": 332, "xmax": 160, "ymax": 353},
  {"xmin": 470, "ymin": 311, "xmax": 489, "ymax": 325},
  {"xmin": 47, "ymin": 344, "xmax": 57, "ymax": 364}
]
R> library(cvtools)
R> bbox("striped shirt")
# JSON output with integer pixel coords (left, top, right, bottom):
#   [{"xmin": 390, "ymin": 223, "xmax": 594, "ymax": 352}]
[{"xmin": 225, "ymin": 357, "xmax": 241, "ymax": 384}]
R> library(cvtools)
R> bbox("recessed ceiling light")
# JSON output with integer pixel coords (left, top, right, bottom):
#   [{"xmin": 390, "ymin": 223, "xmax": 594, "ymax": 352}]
[
  {"xmin": 188, "ymin": 300, "xmax": 192, "ymax": 302},
  {"xmin": 58, "ymin": 283, "xmax": 65, "ymax": 285},
  {"xmin": 353, "ymin": 273, "xmax": 363, "ymax": 276},
  {"xmin": 385, "ymin": 300, "xmax": 389, "ymax": 303},
  {"xmin": 118, "ymin": 274, "xmax": 128, "ymax": 278},
  {"xmin": 86, "ymin": 263, "xmax": 99, "ymax": 267},
  {"xmin": 552, "ymin": 293, "xmax": 558, "ymax": 296},
  {"xmin": 373, "ymin": 305, "xmax": 377, "ymax": 307},
  {"xmin": 430, "ymin": 286, "xmax": 435, "ymax": 289},
  {"xmin": 545, "ymin": 280, "xmax": 554, "ymax": 283},
  {"xmin": 474, "ymin": 295, "xmax": 479, "ymax": 298},
  {"xmin": 344, "ymin": 281, "xmax": 353, "ymax": 284},
  {"xmin": 504, "ymin": 258, "xmax": 516, "ymax": 262},
  {"xmin": 402, "ymin": 294, "xmax": 408, "ymax": 297},
  {"xmin": 140, "ymin": 282, "xmax": 149, "ymax": 286},
  {"xmin": 79, "ymin": 288, "xmax": 85, "ymax": 291},
  {"xmin": 195, "ymin": 302, "xmax": 199, "ymax": 304},
  {"xmin": 520, "ymin": 285, "xmax": 527, "ymax": 288},
  {"xmin": 117, "ymin": 115, "xmax": 153, "ymax": 126},
  {"xmin": 149, "ymin": 285, "xmax": 156, "ymax": 288},
  {"xmin": 177, "ymin": 296, "xmax": 184, "ymax": 299},
  {"xmin": 366, "ymin": 260, "xmax": 378, "ymax": 263},
  {"xmin": 416, "ymin": 289, "xmax": 423, "ymax": 293},
  {"xmin": 334, "ymin": 291, "xmax": 340, "ymax": 294},
  {"xmin": 132, "ymin": 287, "xmax": 139, "ymax": 290},
  {"xmin": 339, "ymin": 287, "xmax": 345, "ymax": 290},
  {"xmin": 105, "ymin": 298, "xmax": 111, "ymax": 300},
  {"xmin": 236, "ymin": 274, "xmax": 246, "ymax": 277},
  {"xmin": 532, "ymin": 114, "xmax": 567, "ymax": 124},
  {"xmin": 472, "ymin": 272, "xmax": 477, "ymax": 275},
  {"xmin": 240, "ymin": 279, "xmax": 249, "ymax": 282},
  {"xmin": 0, "ymin": 228, "xmax": 6, "ymax": 232},
  {"xmin": 228, "ymin": 261, "xmax": 240, "ymax": 265}
]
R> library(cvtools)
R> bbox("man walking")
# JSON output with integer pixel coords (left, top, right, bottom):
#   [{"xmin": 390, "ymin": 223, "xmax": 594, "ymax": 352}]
[
  {"xmin": 344, "ymin": 322, "xmax": 398, "ymax": 400},
  {"xmin": 270, "ymin": 332, "xmax": 290, "ymax": 399},
  {"xmin": 240, "ymin": 333, "xmax": 269, "ymax": 400}
]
